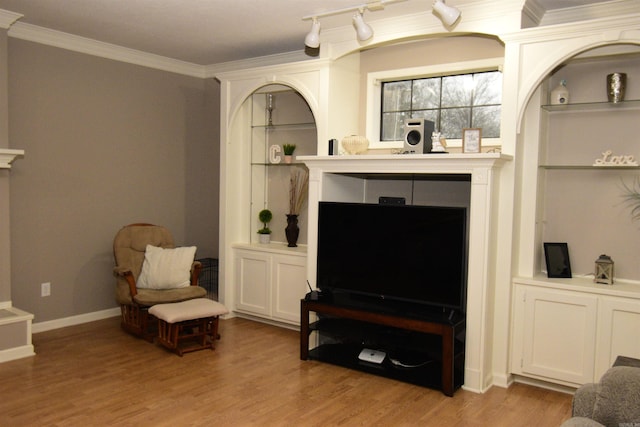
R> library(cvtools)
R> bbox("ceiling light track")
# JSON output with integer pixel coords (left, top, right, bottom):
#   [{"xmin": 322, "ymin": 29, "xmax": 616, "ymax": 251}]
[
  {"xmin": 302, "ymin": 0, "xmax": 406, "ymax": 21},
  {"xmin": 302, "ymin": 0, "xmax": 461, "ymax": 50}
]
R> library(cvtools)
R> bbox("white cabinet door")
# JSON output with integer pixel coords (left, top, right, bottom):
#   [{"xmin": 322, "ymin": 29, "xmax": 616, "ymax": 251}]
[
  {"xmin": 520, "ymin": 286, "xmax": 598, "ymax": 385},
  {"xmin": 235, "ymin": 250, "xmax": 271, "ymax": 316},
  {"xmin": 595, "ymin": 296, "xmax": 640, "ymax": 379},
  {"xmin": 271, "ymin": 254, "xmax": 307, "ymax": 323}
]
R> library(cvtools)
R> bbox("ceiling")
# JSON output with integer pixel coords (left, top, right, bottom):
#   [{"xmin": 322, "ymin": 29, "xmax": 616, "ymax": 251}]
[{"xmin": 0, "ymin": 0, "xmax": 615, "ymax": 66}]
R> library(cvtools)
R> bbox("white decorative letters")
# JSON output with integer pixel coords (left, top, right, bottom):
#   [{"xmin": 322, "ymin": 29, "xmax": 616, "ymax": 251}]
[{"xmin": 593, "ymin": 150, "xmax": 638, "ymax": 167}]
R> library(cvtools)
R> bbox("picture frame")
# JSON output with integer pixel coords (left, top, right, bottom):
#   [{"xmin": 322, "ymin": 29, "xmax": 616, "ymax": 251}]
[
  {"xmin": 543, "ymin": 242, "xmax": 572, "ymax": 278},
  {"xmin": 462, "ymin": 128, "xmax": 482, "ymax": 153}
]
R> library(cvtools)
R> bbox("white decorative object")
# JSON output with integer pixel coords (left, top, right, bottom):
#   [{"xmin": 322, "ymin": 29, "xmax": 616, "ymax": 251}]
[
  {"xmin": 550, "ymin": 79, "xmax": 569, "ymax": 105},
  {"xmin": 269, "ymin": 145, "xmax": 281, "ymax": 164},
  {"xmin": 593, "ymin": 150, "xmax": 638, "ymax": 167},
  {"xmin": 341, "ymin": 135, "xmax": 369, "ymax": 154},
  {"xmin": 259, "ymin": 234, "xmax": 270, "ymax": 244},
  {"xmin": 431, "ymin": 132, "xmax": 446, "ymax": 153}
]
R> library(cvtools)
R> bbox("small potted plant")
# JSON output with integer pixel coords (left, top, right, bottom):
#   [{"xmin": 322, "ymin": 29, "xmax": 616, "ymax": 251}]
[
  {"xmin": 282, "ymin": 144, "xmax": 296, "ymax": 163},
  {"xmin": 257, "ymin": 209, "xmax": 273, "ymax": 244}
]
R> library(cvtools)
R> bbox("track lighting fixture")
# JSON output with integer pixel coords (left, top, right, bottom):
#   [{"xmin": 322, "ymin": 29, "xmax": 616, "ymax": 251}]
[
  {"xmin": 302, "ymin": 0, "xmax": 407, "ymax": 50},
  {"xmin": 352, "ymin": 11, "xmax": 374, "ymax": 42},
  {"xmin": 304, "ymin": 18, "xmax": 321, "ymax": 49},
  {"xmin": 432, "ymin": 0, "xmax": 461, "ymax": 27}
]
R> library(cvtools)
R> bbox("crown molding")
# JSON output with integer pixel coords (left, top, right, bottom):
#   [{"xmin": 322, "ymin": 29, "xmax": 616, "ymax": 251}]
[
  {"xmin": 540, "ymin": 0, "xmax": 640, "ymax": 26},
  {"xmin": 204, "ymin": 50, "xmax": 313, "ymax": 78},
  {"xmin": 521, "ymin": 0, "xmax": 545, "ymax": 27},
  {"xmin": 8, "ymin": 22, "xmax": 207, "ymax": 78},
  {"xmin": 0, "ymin": 9, "xmax": 22, "ymax": 29},
  {"xmin": 0, "ymin": 148, "xmax": 24, "ymax": 169}
]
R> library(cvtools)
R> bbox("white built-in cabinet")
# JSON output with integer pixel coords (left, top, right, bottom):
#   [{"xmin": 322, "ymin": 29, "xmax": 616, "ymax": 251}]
[
  {"xmin": 234, "ymin": 245, "xmax": 307, "ymax": 325},
  {"xmin": 511, "ymin": 278, "xmax": 640, "ymax": 387}
]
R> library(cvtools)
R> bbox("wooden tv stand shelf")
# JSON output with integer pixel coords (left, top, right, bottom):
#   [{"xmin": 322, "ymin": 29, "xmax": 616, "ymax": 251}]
[{"xmin": 300, "ymin": 299, "xmax": 465, "ymax": 396}]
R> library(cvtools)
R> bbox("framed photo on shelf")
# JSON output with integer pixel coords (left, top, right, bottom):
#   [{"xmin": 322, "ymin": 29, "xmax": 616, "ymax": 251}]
[
  {"xmin": 543, "ymin": 242, "xmax": 572, "ymax": 278},
  {"xmin": 462, "ymin": 128, "xmax": 482, "ymax": 153}
]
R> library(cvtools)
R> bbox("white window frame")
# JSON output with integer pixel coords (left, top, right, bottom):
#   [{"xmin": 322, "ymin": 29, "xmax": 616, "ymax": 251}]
[{"xmin": 365, "ymin": 58, "xmax": 504, "ymax": 150}]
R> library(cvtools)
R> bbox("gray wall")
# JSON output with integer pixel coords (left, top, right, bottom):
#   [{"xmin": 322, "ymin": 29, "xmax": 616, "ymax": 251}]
[{"xmin": 8, "ymin": 39, "xmax": 219, "ymax": 323}]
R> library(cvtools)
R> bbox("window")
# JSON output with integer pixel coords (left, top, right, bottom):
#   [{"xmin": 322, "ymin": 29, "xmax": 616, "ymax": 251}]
[{"xmin": 380, "ymin": 70, "xmax": 502, "ymax": 141}]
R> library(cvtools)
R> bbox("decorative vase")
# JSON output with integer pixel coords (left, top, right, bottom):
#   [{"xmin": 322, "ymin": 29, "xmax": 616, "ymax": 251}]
[
  {"xmin": 259, "ymin": 234, "xmax": 270, "ymax": 244},
  {"xmin": 550, "ymin": 79, "xmax": 569, "ymax": 105},
  {"xmin": 341, "ymin": 135, "xmax": 369, "ymax": 154},
  {"xmin": 607, "ymin": 73, "xmax": 626, "ymax": 103},
  {"xmin": 284, "ymin": 154, "xmax": 293, "ymax": 164},
  {"xmin": 285, "ymin": 214, "xmax": 299, "ymax": 247}
]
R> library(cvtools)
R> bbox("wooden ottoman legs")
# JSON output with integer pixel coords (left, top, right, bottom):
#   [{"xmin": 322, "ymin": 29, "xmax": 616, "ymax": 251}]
[{"xmin": 157, "ymin": 316, "xmax": 220, "ymax": 356}]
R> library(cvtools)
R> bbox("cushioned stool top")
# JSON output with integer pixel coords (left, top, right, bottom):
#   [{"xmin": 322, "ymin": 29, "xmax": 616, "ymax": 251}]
[{"xmin": 149, "ymin": 298, "xmax": 229, "ymax": 323}]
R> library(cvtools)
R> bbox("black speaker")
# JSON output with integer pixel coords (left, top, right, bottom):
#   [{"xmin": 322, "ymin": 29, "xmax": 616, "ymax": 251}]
[{"xmin": 403, "ymin": 118, "xmax": 435, "ymax": 153}]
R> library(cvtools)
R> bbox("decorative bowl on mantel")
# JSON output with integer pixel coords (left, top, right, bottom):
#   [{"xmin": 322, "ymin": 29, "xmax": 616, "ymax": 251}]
[{"xmin": 341, "ymin": 135, "xmax": 369, "ymax": 154}]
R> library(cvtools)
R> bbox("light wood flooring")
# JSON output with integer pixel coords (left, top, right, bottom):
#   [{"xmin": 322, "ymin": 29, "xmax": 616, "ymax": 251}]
[{"xmin": 0, "ymin": 316, "xmax": 573, "ymax": 426}]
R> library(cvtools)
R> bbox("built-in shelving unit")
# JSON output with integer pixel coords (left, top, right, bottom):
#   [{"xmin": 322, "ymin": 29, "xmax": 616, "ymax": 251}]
[
  {"xmin": 510, "ymin": 49, "xmax": 640, "ymax": 389},
  {"xmin": 249, "ymin": 87, "xmax": 316, "ymax": 246}
]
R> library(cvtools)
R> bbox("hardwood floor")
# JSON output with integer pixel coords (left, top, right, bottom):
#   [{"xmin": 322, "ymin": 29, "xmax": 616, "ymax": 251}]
[{"xmin": 0, "ymin": 316, "xmax": 573, "ymax": 426}]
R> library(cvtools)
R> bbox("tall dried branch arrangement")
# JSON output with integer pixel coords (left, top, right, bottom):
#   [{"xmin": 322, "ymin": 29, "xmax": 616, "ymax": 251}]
[{"xmin": 289, "ymin": 168, "xmax": 309, "ymax": 215}]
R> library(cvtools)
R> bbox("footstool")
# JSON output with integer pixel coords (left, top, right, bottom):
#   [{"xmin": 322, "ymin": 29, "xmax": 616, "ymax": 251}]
[{"xmin": 148, "ymin": 298, "xmax": 228, "ymax": 356}]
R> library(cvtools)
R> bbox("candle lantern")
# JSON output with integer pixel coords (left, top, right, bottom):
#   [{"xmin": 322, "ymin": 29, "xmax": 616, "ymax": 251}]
[{"xmin": 594, "ymin": 254, "xmax": 614, "ymax": 285}]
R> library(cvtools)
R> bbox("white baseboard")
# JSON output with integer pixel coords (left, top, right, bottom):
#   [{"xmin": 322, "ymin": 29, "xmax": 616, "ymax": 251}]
[
  {"xmin": 0, "ymin": 344, "xmax": 35, "ymax": 363},
  {"xmin": 32, "ymin": 307, "xmax": 121, "ymax": 334}
]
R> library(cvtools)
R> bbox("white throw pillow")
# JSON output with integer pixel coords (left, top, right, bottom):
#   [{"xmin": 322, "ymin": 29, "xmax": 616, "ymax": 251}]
[{"xmin": 137, "ymin": 244, "xmax": 197, "ymax": 290}]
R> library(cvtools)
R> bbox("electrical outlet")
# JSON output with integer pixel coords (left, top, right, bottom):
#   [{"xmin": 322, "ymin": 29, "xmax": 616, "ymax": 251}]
[{"xmin": 41, "ymin": 282, "xmax": 51, "ymax": 297}]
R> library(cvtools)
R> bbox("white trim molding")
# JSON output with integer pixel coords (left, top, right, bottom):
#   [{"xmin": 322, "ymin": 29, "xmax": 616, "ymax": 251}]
[
  {"xmin": 8, "ymin": 22, "xmax": 207, "ymax": 78},
  {"xmin": 0, "ymin": 148, "xmax": 24, "ymax": 169},
  {"xmin": 0, "ymin": 9, "xmax": 22, "ymax": 29},
  {"xmin": 31, "ymin": 307, "xmax": 120, "ymax": 334}
]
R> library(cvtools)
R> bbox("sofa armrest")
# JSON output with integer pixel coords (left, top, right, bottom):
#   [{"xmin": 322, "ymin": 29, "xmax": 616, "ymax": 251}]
[
  {"xmin": 113, "ymin": 266, "xmax": 137, "ymax": 298},
  {"xmin": 572, "ymin": 383, "xmax": 597, "ymax": 418},
  {"xmin": 560, "ymin": 417, "xmax": 604, "ymax": 427},
  {"xmin": 592, "ymin": 366, "xmax": 640, "ymax": 426}
]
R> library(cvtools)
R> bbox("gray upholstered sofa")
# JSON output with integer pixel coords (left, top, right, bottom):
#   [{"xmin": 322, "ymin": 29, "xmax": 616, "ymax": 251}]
[{"xmin": 561, "ymin": 356, "xmax": 640, "ymax": 427}]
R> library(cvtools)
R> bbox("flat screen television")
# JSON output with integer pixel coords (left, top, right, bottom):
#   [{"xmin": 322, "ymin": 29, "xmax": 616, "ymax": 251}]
[{"xmin": 316, "ymin": 201, "xmax": 468, "ymax": 315}]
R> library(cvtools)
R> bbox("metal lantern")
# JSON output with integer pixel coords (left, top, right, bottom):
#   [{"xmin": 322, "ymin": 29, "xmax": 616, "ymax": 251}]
[{"xmin": 594, "ymin": 254, "xmax": 614, "ymax": 285}]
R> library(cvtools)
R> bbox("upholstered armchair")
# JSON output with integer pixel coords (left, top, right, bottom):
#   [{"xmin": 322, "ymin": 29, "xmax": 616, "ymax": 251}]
[
  {"xmin": 113, "ymin": 223, "xmax": 206, "ymax": 339},
  {"xmin": 561, "ymin": 356, "xmax": 640, "ymax": 427}
]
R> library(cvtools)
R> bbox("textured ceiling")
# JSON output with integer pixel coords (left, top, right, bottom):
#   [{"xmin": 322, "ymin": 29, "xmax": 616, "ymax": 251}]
[{"xmin": 0, "ymin": 0, "xmax": 615, "ymax": 66}]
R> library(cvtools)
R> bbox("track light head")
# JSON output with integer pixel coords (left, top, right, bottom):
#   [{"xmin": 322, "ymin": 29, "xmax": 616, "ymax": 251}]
[
  {"xmin": 352, "ymin": 11, "xmax": 373, "ymax": 42},
  {"xmin": 305, "ymin": 18, "xmax": 321, "ymax": 49},
  {"xmin": 433, "ymin": 0, "xmax": 461, "ymax": 27}
]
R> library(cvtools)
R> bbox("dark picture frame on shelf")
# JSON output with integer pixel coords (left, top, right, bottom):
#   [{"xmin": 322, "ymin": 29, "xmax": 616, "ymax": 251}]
[{"xmin": 544, "ymin": 242, "xmax": 572, "ymax": 278}]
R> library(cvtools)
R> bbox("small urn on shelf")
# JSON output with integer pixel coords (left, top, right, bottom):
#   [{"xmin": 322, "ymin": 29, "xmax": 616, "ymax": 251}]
[
  {"xmin": 550, "ymin": 79, "xmax": 569, "ymax": 105},
  {"xmin": 607, "ymin": 73, "xmax": 626, "ymax": 103}
]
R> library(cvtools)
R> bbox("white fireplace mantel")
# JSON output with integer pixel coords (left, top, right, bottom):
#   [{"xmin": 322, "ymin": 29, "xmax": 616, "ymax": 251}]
[
  {"xmin": 299, "ymin": 153, "xmax": 512, "ymax": 393},
  {"xmin": 0, "ymin": 149, "xmax": 25, "ymax": 169}
]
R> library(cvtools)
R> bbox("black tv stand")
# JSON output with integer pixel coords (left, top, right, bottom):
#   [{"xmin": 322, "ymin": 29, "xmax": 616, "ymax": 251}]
[{"xmin": 300, "ymin": 299, "xmax": 465, "ymax": 396}]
